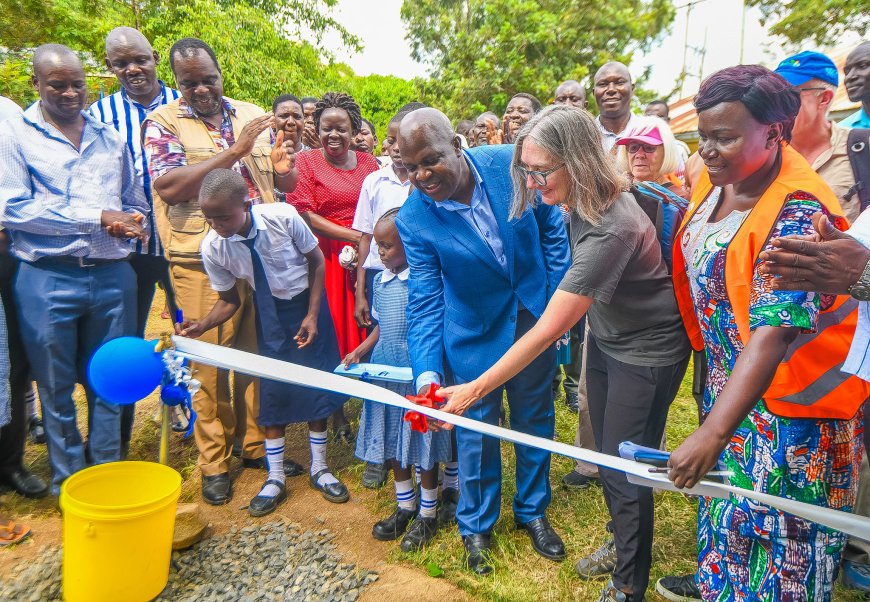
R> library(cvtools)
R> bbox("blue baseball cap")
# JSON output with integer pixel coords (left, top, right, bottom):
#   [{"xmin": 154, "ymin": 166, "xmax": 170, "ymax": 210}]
[{"xmin": 775, "ymin": 51, "xmax": 839, "ymax": 87}]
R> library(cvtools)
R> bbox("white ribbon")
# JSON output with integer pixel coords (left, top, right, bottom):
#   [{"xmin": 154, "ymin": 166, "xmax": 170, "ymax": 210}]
[{"xmin": 172, "ymin": 336, "xmax": 870, "ymax": 542}]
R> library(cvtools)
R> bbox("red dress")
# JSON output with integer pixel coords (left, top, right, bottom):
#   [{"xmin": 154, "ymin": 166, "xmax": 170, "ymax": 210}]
[{"xmin": 286, "ymin": 149, "xmax": 379, "ymax": 356}]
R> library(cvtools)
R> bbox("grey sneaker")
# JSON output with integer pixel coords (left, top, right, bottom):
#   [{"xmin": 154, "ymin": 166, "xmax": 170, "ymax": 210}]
[
  {"xmin": 562, "ymin": 469, "xmax": 598, "ymax": 489},
  {"xmin": 361, "ymin": 462, "xmax": 388, "ymax": 489},
  {"xmin": 575, "ymin": 535, "xmax": 616, "ymax": 579},
  {"xmin": 598, "ymin": 580, "xmax": 635, "ymax": 602},
  {"xmin": 656, "ymin": 574, "xmax": 701, "ymax": 601}
]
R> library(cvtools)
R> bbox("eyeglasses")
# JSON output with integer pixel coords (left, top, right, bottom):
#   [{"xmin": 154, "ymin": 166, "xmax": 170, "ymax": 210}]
[
  {"xmin": 799, "ymin": 87, "xmax": 827, "ymax": 93},
  {"xmin": 517, "ymin": 163, "xmax": 565, "ymax": 186},
  {"xmin": 626, "ymin": 143, "xmax": 659, "ymax": 154}
]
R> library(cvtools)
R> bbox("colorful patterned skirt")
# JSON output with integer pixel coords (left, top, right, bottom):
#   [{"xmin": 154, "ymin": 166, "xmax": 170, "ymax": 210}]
[{"xmin": 697, "ymin": 400, "xmax": 863, "ymax": 601}]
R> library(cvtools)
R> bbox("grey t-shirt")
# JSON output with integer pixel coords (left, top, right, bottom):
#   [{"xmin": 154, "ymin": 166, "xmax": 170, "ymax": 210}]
[{"xmin": 557, "ymin": 191, "xmax": 690, "ymax": 367}]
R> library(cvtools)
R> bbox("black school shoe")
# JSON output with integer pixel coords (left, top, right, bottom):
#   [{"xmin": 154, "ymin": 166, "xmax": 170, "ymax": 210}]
[
  {"xmin": 400, "ymin": 516, "xmax": 439, "ymax": 552},
  {"xmin": 309, "ymin": 469, "xmax": 349, "ymax": 503},
  {"xmin": 372, "ymin": 506, "xmax": 417, "ymax": 541},
  {"xmin": 202, "ymin": 473, "xmax": 232, "ymax": 506},
  {"xmin": 438, "ymin": 487, "xmax": 459, "ymax": 526},
  {"xmin": 248, "ymin": 480, "xmax": 288, "ymax": 517}
]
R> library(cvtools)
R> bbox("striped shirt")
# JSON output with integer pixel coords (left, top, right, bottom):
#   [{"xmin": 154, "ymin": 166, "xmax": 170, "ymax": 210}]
[{"xmin": 90, "ymin": 82, "xmax": 181, "ymax": 256}]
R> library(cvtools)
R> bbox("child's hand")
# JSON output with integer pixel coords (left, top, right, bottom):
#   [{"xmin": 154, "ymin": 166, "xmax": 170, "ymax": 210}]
[
  {"xmin": 176, "ymin": 319, "xmax": 205, "ymax": 339},
  {"xmin": 295, "ymin": 314, "xmax": 318, "ymax": 348},
  {"xmin": 354, "ymin": 297, "xmax": 372, "ymax": 328},
  {"xmin": 342, "ymin": 349, "xmax": 362, "ymax": 369}
]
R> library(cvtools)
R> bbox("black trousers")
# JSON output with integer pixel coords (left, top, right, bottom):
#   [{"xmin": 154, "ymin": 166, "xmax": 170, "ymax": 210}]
[
  {"xmin": 86, "ymin": 254, "xmax": 175, "ymax": 449},
  {"xmin": 585, "ymin": 335, "xmax": 689, "ymax": 597},
  {"xmin": 0, "ymin": 254, "xmax": 27, "ymax": 473}
]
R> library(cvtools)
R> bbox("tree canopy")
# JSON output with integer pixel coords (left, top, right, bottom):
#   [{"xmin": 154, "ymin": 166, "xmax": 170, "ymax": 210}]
[
  {"xmin": 746, "ymin": 0, "xmax": 869, "ymax": 46},
  {"xmin": 401, "ymin": 0, "xmax": 676, "ymax": 118},
  {"xmin": 0, "ymin": 0, "xmax": 415, "ymax": 136}
]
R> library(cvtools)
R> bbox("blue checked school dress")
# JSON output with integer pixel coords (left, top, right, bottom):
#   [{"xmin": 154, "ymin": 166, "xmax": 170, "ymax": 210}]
[
  {"xmin": 355, "ymin": 271, "xmax": 452, "ymax": 470},
  {"xmin": 681, "ymin": 188, "xmax": 863, "ymax": 602}
]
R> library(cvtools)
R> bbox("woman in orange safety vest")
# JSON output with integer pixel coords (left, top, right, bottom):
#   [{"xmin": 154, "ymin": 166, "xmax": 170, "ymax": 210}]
[{"xmin": 667, "ymin": 65, "xmax": 866, "ymax": 601}]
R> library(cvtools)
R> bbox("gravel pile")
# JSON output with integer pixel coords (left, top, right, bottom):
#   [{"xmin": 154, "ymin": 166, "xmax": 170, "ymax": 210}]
[{"xmin": 1, "ymin": 520, "xmax": 377, "ymax": 602}]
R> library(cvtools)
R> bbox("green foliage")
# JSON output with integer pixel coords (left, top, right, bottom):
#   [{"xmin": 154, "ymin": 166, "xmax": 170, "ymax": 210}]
[
  {"xmin": 401, "ymin": 0, "xmax": 676, "ymax": 118},
  {"xmin": 0, "ymin": 0, "xmax": 415, "ymax": 137},
  {"xmin": 747, "ymin": 0, "xmax": 869, "ymax": 46}
]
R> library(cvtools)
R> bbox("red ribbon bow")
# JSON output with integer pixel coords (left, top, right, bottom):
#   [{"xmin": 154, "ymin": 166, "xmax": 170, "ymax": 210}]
[{"xmin": 404, "ymin": 383, "xmax": 443, "ymax": 433}]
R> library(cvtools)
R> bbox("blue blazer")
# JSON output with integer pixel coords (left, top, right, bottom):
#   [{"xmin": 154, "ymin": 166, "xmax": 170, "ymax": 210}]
[{"xmin": 396, "ymin": 145, "xmax": 570, "ymax": 383}]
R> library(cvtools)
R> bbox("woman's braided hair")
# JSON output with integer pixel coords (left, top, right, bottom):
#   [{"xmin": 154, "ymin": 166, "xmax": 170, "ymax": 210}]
[{"xmin": 314, "ymin": 92, "xmax": 363, "ymax": 135}]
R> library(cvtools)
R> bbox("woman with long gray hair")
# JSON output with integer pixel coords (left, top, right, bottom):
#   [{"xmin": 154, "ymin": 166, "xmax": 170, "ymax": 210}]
[{"xmin": 437, "ymin": 104, "xmax": 690, "ymax": 602}]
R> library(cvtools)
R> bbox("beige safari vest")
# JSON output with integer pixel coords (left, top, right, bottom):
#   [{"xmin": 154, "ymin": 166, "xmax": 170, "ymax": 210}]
[{"xmin": 147, "ymin": 97, "xmax": 275, "ymax": 264}]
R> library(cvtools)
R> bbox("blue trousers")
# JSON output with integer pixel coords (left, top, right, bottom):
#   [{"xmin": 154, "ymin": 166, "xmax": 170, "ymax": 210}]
[
  {"xmin": 15, "ymin": 260, "xmax": 135, "ymax": 493},
  {"xmin": 455, "ymin": 308, "xmax": 556, "ymax": 535}
]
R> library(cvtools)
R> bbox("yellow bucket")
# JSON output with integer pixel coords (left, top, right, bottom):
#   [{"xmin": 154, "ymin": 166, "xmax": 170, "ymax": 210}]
[{"xmin": 60, "ymin": 461, "xmax": 182, "ymax": 602}]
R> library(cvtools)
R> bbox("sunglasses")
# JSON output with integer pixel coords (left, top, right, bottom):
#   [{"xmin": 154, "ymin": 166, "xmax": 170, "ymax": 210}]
[
  {"xmin": 626, "ymin": 143, "xmax": 660, "ymax": 154},
  {"xmin": 516, "ymin": 163, "xmax": 565, "ymax": 186}
]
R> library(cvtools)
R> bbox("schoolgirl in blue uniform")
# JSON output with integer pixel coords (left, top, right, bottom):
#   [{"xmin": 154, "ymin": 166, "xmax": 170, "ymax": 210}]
[{"xmin": 343, "ymin": 209, "xmax": 453, "ymax": 551}]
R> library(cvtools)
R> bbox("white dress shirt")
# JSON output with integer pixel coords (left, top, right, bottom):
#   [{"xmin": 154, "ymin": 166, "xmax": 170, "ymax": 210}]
[
  {"xmin": 352, "ymin": 164, "xmax": 411, "ymax": 270},
  {"xmin": 201, "ymin": 203, "xmax": 318, "ymax": 300},
  {"xmin": 843, "ymin": 209, "xmax": 870, "ymax": 381}
]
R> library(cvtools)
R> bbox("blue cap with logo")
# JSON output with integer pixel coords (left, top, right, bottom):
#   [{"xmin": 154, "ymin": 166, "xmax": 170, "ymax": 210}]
[{"xmin": 774, "ymin": 51, "xmax": 839, "ymax": 87}]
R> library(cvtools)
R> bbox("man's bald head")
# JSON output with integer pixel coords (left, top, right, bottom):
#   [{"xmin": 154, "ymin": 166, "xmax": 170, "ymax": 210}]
[
  {"xmin": 593, "ymin": 61, "xmax": 634, "ymax": 121},
  {"xmin": 105, "ymin": 26, "xmax": 153, "ymax": 54},
  {"xmin": 554, "ymin": 80, "xmax": 586, "ymax": 108},
  {"xmin": 32, "ymin": 44, "xmax": 81, "ymax": 78},
  {"xmin": 594, "ymin": 61, "xmax": 632, "ymax": 84},
  {"xmin": 31, "ymin": 44, "xmax": 87, "ymax": 125},
  {"xmin": 398, "ymin": 108, "xmax": 470, "ymax": 203},
  {"xmin": 103, "ymin": 27, "xmax": 160, "ymax": 103},
  {"xmin": 399, "ymin": 107, "xmax": 455, "ymax": 145}
]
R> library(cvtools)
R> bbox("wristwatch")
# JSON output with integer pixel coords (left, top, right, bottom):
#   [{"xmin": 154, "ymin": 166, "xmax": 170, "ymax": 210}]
[{"xmin": 848, "ymin": 259, "xmax": 870, "ymax": 301}]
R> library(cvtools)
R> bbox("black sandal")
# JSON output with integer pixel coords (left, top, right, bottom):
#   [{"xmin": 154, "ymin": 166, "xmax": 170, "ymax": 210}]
[
  {"xmin": 309, "ymin": 469, "xmax": 349, "ymax": 503},
  {"xmin": 248, "ymin": 480, "xmax": 287, "ymax": 517}
]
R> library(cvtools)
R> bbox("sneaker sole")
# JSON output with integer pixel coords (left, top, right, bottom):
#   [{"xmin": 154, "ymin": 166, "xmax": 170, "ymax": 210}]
[{"xmin": 655, "ymin": 580, "xmax": 701, "ymax": 602}]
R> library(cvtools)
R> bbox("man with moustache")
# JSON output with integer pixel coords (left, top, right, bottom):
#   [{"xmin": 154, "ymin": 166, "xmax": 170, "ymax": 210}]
[
  {"xmin": 143, "ymin": 37, "xmax": 297, "ymax": 505},
  {"xmin": 90, "ymin": 27, "xmax": 181, "ymax": 455},
  {"xmin": 0, "ymin": 44, "xmax": 148, "ymax": 494}
]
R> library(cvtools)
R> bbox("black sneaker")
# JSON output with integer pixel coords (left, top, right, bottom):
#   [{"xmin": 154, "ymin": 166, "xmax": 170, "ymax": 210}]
[
  {"xmin": 656, "ymin": 575, "xmax": 701, "ymax": 601},
  {"xmin": 361, "ymin": 462, "xmax": 388, "ymax": 489},
  {"xmin": 564, "ymin": 390, "xmax": 579, "ymax": 413},
  {"xmin": 562, "ymin": 469, "xmax": 598, "ymax": 489},
  {"xmin": 28, "ymin": 417, "xmax": 46, "ymax": 445}
]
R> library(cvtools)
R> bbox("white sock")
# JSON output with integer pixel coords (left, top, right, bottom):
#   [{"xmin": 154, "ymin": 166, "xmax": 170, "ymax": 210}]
[
  {"xmin": 395, "ymin": 478, "xmax": 417, "ymax": 511},
  {"xmin": 25, "ymin": 384, "xmax": 37, "ymax": 419},
  {"xmin": 443, "ymin": 462, "xmax": 459, "ymax": 491},
  {"xmin": 309, "ymin": 430, "xmax": 338, "ymax": 486},
  {"xmin": 420, "ymin": 486, "xmax": 438, "ymax": 519},
  {"xmin": 414, "ymin": 464, "xmax": 422, "ymax": 486},
  {"xmin": 256, "ymin": 437, "xmax": 285, "ymax": 498}
]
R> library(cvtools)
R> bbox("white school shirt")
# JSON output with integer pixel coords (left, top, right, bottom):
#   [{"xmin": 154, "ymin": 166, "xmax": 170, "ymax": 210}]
[
  {"xmin": 843, "ymin": 208, "xmax": 870, "ymax": 381},
  {"xmin": 201, "ymin": 203, "xmax": 318, "ymax": 300},
  {"xmin": 351, "ymin": 164, "xmax": 411, "ymax": 271}
]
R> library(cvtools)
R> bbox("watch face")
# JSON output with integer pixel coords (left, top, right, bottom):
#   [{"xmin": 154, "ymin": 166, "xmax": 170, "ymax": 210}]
[{"xmin": 852, "ymin": 284, "xmax": 870, "ymax": 301}]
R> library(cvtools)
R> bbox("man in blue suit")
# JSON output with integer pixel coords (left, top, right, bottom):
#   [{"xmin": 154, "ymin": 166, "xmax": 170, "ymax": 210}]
[{"xmin": 395, "ymin": 108, "xmax": 570, "ymax": 574}]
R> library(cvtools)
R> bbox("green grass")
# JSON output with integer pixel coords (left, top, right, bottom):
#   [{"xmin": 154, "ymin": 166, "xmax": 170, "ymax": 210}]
[{"xmin": 3, "ymin": 294, "xmax": 864, "ymax": 600}]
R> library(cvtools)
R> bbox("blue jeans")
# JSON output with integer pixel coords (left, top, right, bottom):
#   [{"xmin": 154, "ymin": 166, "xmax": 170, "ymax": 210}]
[{"xmin": 15, "ymin": 260, "xmax": 135, "ymax": 493}]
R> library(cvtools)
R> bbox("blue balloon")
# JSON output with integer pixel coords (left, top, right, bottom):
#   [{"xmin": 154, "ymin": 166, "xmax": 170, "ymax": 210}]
[{"xmin": 88, "ymin": 337, "xmax": 164, "ymax": 405}]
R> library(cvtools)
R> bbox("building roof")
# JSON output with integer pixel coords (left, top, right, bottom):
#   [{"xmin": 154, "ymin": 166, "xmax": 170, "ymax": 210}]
[{"xmin": 668, "ymin": 47, "xmax": 860, "ymax": 139}]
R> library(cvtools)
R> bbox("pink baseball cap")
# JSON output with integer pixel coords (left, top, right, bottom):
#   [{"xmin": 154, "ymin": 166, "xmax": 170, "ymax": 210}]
[{"xmin": 616, "ymin": 125, "xmax": 663, "ymax": 147}]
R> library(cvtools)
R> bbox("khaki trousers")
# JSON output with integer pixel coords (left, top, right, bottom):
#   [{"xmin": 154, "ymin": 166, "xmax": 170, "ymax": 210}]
[{"xmin": 170, "ymin": 262, "xmax": 264, "ymax": 476}]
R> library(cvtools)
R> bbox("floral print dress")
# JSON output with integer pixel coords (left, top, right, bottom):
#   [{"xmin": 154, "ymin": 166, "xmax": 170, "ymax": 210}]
[{"xmin": 681, "ymin": 187, "xmax": 863, "ymax": 602}]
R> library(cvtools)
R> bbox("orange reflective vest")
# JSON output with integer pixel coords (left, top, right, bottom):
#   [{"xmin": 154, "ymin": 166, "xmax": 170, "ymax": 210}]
[{"xmin": 672, "ymin": 144, "xmax": 870, "ymax": 420}]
